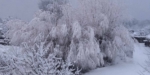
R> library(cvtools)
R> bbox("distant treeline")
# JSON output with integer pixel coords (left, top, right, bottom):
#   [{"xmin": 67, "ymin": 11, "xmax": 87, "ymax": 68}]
[{"xmin": 123, "ymin": 19, "xmax": 150, "ymax": 36}]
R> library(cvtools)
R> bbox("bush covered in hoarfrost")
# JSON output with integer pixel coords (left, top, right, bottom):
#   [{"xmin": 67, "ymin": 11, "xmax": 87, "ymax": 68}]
[
  {"xmin": 4, "ymin": 0, "xmax": 134, "ymax": 73},
  {"xmin": 0, "ymin": 41, "xmax": 81, "ymax": 75}
]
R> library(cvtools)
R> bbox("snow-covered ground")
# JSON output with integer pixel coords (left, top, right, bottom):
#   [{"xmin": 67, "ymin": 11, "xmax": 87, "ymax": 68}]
[
  {"xmin": 0, "ymin": 45, "xmax": 12, "ymax": 53},
  {"xmin": 85, "ymin": 43, "xmax": 150, "ymax": 75},
  {"xmin": 0, "ymin": 45, "xmax": 22, "ymax": 57},
  {"xmin": 0, "ymin": 43, "xmax": 150, "ymax": 75}
]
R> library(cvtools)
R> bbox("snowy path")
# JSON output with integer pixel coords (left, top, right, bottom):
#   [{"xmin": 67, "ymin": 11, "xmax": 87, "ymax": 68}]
[{"xmin": 85, "ymin": 43, "xmax": 150, "ymax": 75}]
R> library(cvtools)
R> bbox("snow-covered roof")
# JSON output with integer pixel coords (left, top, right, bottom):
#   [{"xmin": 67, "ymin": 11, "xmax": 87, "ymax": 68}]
[
  {"xmin": 146, "ymin": 34, "xmax": 150, "ymax": 39},
  {"xmin": 0, "ymin": 28, "xmax": 3, "ymax": 31},
  {"xmin": 133, "ymin": 36, "xmax": 146, "ymax": 38}
]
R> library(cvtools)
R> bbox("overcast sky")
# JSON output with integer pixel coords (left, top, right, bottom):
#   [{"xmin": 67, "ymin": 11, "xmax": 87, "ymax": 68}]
[
  {"xmin": 0, "ymin": 0, "xmax": 39, "ymax": 21},
  {"xmin": 0, "ymin": 0, "xmax": 150, "ymax": 21},
  {"xmin": 124, "ymin": 0, "xmax": 150, "ymax": 20}
]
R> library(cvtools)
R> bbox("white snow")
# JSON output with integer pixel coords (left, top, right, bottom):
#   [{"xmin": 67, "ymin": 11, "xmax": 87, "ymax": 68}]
[
  {"xmin": 0, "ymin": 45, "xmax": 10, "ymax": 53},
  {"xmin": 0, "ymin": 45, "xmax": 23, "ymax": 56},
  {"xmin": 146, "ymin": 34, "xmax": 150, "ymax": 40},
  {"xmin": 84, "ymin": 43, "xmax": 150, "ymax": 75},
  {"xmin": 0, "ymin": 28, "xmax": 2, "ymax": 31},
  {"xmin": 0, "ymin": 43, "xmax": 150, "ymax": 75}
]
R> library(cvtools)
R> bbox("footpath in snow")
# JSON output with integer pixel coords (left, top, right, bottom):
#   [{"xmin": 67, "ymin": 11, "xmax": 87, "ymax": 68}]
[{"xmin": 85, "ymin": 43, "xmax": 150, "ymax": 75}]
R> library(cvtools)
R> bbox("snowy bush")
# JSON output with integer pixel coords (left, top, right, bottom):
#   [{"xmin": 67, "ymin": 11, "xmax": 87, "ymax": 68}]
[
  {"xmin": 0, "ymin": 41, "xmax": 81, "ymax": 75},
  {"xmin": 5, "ymin": 0, "xmax": 134, "ymax": 73}
]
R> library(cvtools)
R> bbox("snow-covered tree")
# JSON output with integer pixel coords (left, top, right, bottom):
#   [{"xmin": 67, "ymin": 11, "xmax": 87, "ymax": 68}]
[
  {"xmin": 5, "ymin": 0, "xmax": 134, "ymax": 73},
  {"xmin": 5, "ymin": 19, "xmax": 27, "ymax": 45},
  {"xmin": 67, "ymin": 22, "xmax": 104, "ymax": 72},
  {"xmin": 73, "ymin": 0, "xmax": 133, "ymax": 63},
  {"xmin": 39, "ymin": 0, "xmax": 67, "ymax": 26}
]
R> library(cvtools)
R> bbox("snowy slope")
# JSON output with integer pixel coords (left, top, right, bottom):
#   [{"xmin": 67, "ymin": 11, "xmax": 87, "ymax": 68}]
[{"xmin": 85, "ymin": 43, "xmax": 150, "ymax": 75}]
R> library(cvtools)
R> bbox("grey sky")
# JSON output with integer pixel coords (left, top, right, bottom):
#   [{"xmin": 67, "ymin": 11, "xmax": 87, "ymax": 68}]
[
  {"xmin": 0, "ymin": 0, "xmax": 150, "ymax": 21},
  {"xmin": 124, "ymin": 0, "xmax": 150, "ymax": 20},
  {"xmin": 0, "ymin": 0, "xmax": 39, "ymax": 21}
]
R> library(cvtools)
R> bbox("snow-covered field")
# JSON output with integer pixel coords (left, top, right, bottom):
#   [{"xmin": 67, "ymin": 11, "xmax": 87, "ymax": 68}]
[
  {"xmin": 85, "ymin": 43, "xmax": 150, "ymax": 75},
  {"xmin": 0, "ymin": 43, "xmax": 150, "ymax": 75}
]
